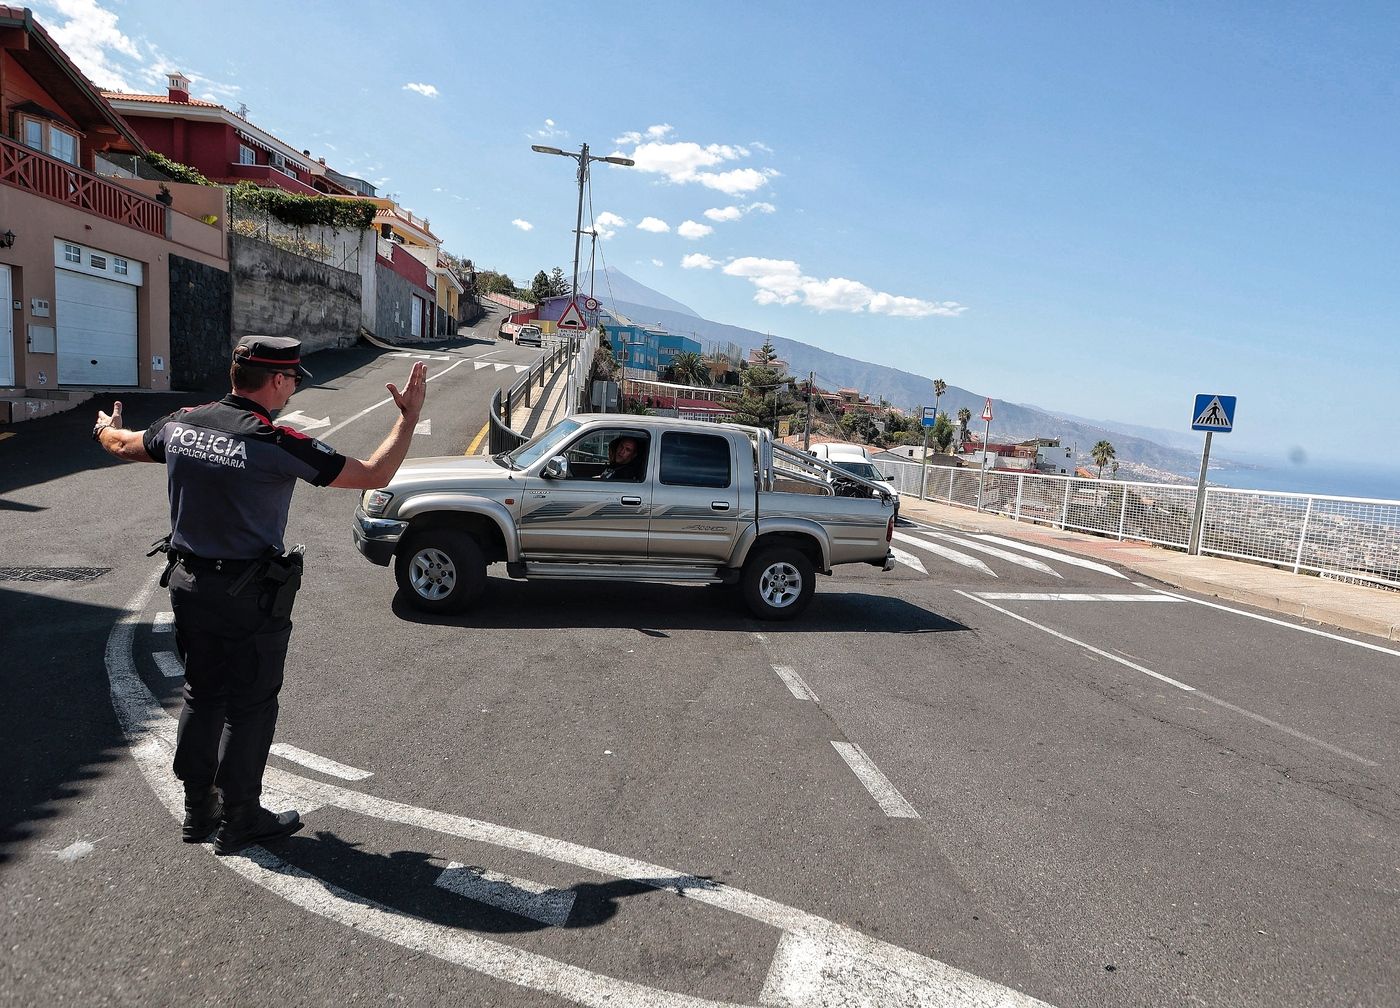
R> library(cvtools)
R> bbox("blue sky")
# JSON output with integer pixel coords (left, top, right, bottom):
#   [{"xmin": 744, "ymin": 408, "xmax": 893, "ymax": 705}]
[{"xmin": 34, "ymin": 0, "xmax": 1400, "ymax": 468}]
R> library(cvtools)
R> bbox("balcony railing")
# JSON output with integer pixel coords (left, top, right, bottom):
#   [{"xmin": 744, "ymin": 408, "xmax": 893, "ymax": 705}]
[{"xmin": 0, "ymin": 134, "xmax": 164, "ymax": 237}]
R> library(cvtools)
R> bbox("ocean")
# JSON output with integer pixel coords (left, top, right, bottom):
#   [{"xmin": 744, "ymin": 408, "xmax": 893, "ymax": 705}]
[{"xmin": 1207, "ymin": 459, "xmax": 1400, "ymax": 502}]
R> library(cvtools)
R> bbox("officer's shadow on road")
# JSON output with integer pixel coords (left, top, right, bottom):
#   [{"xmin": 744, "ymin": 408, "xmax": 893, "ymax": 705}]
[
  {"xmin": 271, "ymin": 830, "xmax": 714, "ymax": 934},
  {"xmin": 391, "ymin": 578, "xmax": 969, "ymax": 635}
]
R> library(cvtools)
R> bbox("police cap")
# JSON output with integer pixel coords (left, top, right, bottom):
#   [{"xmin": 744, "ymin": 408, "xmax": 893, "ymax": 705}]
[{"xmin": 233, "ymin": 335, "xmax": 312, "ymax": 380}]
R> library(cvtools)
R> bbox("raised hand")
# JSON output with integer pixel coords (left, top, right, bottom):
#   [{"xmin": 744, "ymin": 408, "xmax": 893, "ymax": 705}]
[{"xmin": 387, "ymin": 361, "xmax": 427, "ymax": 421}]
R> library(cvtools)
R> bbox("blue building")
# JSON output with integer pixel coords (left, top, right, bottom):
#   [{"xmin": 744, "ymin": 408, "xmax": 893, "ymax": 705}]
[
  {"xmin": 601, "ymin": 319, "xmax": 661, "ymax": 377},
  {"xmin": 657, "ymin": 332, "xmax": 702, "ymax": 372}
]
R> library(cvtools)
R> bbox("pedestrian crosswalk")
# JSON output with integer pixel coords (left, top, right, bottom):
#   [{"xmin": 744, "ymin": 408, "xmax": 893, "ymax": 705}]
[{"xmin": 890, "ymin": 523, "xmax": 1126, "ymax": 581}]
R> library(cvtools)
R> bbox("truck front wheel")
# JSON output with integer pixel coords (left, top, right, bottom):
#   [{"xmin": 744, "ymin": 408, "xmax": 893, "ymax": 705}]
[
  {"xmin": 741, "ymin": 546, "xmax": 815, "ymax": 621},
  {"xmin": 395, "ymin": 529, "xmax": 487, "ymax": 614}
]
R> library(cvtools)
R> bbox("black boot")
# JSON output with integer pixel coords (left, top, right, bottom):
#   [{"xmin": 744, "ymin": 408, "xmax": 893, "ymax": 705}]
[
  {"xmin": 182, "ymin": 785, "xmax": 223, "ymax": 843},
  {"xmin": 214, "ymin": 802, "xmax": 302, "ymax": 856}
]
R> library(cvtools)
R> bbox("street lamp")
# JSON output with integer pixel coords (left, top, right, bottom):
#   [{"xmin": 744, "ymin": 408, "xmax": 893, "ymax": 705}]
[{"xmin": 532, "ymin": 143, "xmax": 635, "ymax": 416}]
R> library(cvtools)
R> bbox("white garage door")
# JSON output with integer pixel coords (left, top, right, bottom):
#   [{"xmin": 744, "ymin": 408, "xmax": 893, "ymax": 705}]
[{"xmin": 57, "ymin": 270, "xmax": 138, "ymax": 386}]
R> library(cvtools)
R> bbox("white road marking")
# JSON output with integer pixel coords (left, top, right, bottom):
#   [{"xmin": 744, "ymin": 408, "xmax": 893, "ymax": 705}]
[
  {"xmin": 1131, "ymin": 583, "xmax": 1400, "ymax": 658},
  {"xmin": 269, "ymin": 743, "xmax": 373, "ymax": 781},
  {"xmin": 973, "ymin": 592, "xmax": 1184, "ymax": 602},
  {"xmin": 473, "ymin": 361, "xmax": 493, "ymax": 370},
  {"xmin": 152, "ymin": 650, "xmax": 183, "ymax": 678},
  {"xmin": 830, "ymin": 742, "xmax": 920, "ymax": 819},
  {"xmin": 322, "ymin": 356, "xmax": 471, "ymax": 439},
  {"xmin": 152, "ymin": 611, "xmax": 174, "ymax": 633},
  {"xmin": 919, "ymin": 530, "xmax": 1061, "ymax": 577},
  {"xmin": 892, "ymin": 532, "xmax": 996, "ymax": 578},
  {"xmin": 970, "ymin": 534, "xmax": 1128, "ymax": 580},
  {"xmin": 277, "ymin": 409, "xmax": 332, "ymax": 431},
  {"xmin": 104, "ymin": 570, "xmax": 1056, "ymax": 1008},
  {"xmin": 390, "ymin": 352, "xmax": 451, "ymax": 361},
  {"xmin": 434, "ymin": 862, "xmax": 576, "ymax": 927},
  {"xmin": 772, "ymin": 665, "xmax": 819, "ymax": 702},
  {"xmin": 956, "ymin": 591, "xmax": 1378, "ymax": 767},
  {"xmin": 890, "ymin": 547, "xmax": 927, "ymax": 574},
  {"xmin": 957, "ymin": 591, "xmax": 1195, "ymax": 690},
  {"xmin": 415, "ymin": 418, "xmax": 432, "ymax": 436}
]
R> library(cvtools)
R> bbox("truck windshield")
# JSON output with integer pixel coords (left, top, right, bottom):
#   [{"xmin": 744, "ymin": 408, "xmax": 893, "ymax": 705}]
[
  {"xmin": 833, "ymin": 461, "xmax": 879, "ymax": 480},
  {"xmin": 504, "ymin": 419, "xmax": 582, "ymax": 470}
]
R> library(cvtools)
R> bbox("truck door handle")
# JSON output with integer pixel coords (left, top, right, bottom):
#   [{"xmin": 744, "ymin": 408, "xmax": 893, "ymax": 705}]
[
  {"xmin": 620, "ymin": 495, "xmax": 643, "ymax": 506},
  {"xmin": 711, "ymin": 501, "xmax": 731, "ymax": 511}
]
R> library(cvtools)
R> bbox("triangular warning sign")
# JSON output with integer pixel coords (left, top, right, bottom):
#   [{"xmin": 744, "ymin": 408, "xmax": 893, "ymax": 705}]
[
  {"xmin": 556, "ymin": 299, "xmax": 587, "ymax": 330},
  {"xmin": 981, "ymin": 397, "xmax": 994, "ymax": 422},
  {"xmin": 1193, "ymin": 396, "xmax": 1229, "ymax": 429}
]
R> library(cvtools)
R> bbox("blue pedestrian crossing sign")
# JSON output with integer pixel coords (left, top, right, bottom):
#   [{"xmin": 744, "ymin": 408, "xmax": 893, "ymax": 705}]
[{"xmin": 1192, "ymin": 394, "xmax": 1236, "ymax": 432}]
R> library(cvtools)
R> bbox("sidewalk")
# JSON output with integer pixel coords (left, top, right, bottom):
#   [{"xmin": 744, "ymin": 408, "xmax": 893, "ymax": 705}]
[{"xmin": 896, "ymin": 497, "xmax": 1400, "ymax": 644}]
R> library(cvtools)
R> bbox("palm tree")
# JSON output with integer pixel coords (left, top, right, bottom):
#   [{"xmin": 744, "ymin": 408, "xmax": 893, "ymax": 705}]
[
  {"xmin": 668, "ymin": 351, "xmax": 709, "ymax": 387},
  {"xmin": 956, "ymin": 406, "xmax": 972, "ymax": 436},
  {"xmin": 1091, "ymin": 440, "xmax": 1116, "ymax": 478},
  {"xmin": 933, "ymin": 379, "xmax": 947, "ymax": 419}
]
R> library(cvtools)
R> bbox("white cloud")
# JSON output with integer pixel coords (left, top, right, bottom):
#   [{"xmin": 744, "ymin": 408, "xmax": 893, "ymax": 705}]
[
  {"xmin": 704, "ymin": 201, "xmax": 777, "ymax": 223},
  {"xmin": 682, "ymin": 253, "xmax": 718, "ymax": 270},
  {"xmin": 651, "ymin": 259, "xmax": 665, "ymax": 267},
  {"xmin": 677, "ymin": 220, "xmax": 714, "ymax": 240},
  {"xmin": 636, "ymin": 217, "xmax": 671, "ymax": 233},
  {"xmin": 722, "ymin": 256, "xmax": 966, "ymax": 318},
  {"xmin": 511, "ymin": 219, "xmax": 533, "ymax": 231},
  {"xmin": 595, "ymin": 212, "xmax": 628, "ymax": 239},
  {"xmin": 533, "ymin": 119, "xmax": 566, "ymax": 140},
  {"xmin": 403, "ymin": 82, "xmax": 439, "ymax": 98},
  {"xmin": 36, "ymin": 0, "xmax": 140, "ymax": 90},
  {"xmin": 696, "ymin": 167, "xmax": 776, "ymax": 195},
  {"xmin": 614, "ymin": 123, "xmax": 674, "ymax": 145}
]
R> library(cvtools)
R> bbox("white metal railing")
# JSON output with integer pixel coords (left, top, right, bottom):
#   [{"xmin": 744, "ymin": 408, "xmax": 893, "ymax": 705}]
[{"xmin": 879, "ymin": 459, "xmax": 1400, "ymax": 588}]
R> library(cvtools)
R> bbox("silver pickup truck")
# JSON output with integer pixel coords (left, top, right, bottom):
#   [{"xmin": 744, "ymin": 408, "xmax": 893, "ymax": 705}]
[{"xmin": 352, "ymin": 415, "xmax": 896, "ymax": 620}]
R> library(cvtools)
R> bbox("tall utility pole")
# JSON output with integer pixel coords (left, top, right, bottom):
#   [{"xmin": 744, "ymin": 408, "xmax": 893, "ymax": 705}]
[
  {"xmin": 803, "ymin": 371, "xmax": 814, "ymax": 451},
  {"xmin": 531, "ymin": 143, "xmax": 634, "ymax": 414}
]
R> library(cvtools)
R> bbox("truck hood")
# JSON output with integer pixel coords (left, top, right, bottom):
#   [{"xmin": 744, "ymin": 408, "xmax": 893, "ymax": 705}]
[{"xmin": 384, "ymin": 455, "xmax": 518, "ymax": 492}]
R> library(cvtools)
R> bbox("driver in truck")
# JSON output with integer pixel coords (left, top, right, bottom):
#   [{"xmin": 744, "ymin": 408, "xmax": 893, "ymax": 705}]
[{"xmin": 598, "ymin": 435, "xmax": 646, "ymax": 481}]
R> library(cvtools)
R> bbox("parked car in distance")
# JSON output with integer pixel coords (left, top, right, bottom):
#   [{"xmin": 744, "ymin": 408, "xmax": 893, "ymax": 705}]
[
  {"xmin": 809, "ymin": 442, "xmax": 900, "ymax": 503},
  {"xmin": 515, "ymin": 324, "xmax": 543, "ymax": 346}
]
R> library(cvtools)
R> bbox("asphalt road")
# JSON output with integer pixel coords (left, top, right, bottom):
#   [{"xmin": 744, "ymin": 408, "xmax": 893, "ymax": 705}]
[{"xmin": 2, "ymin": 336, "xmax": 1397, "ymax": 1008}]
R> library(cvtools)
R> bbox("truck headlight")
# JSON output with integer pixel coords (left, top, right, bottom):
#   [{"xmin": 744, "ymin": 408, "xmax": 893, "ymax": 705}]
[{"xmin": 363, "ymin": 490, "xmax": 394, "ymax": 517}]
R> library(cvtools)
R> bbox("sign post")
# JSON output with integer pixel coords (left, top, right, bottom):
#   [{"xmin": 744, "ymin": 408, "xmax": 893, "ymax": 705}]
[
  {"xmin": 920, "ymin": 406, "xmax": 937, "ymax": 500},
  {"xmin": 976, "ymin": 397, "xmax": 993, "ymax": 512},
  {"xmin": 1187, "ymin": 394, "xmax": 1236, "ymax": 555},
  {"xmin": 556, "ymin": 300, "xmax": 587, "ymax": 417}
]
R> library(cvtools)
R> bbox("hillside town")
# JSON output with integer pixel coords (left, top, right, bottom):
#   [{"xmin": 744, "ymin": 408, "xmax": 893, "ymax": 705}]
[{"xmin": 0, "ymin": 7, "xmax": 1123, "ymax": 485}]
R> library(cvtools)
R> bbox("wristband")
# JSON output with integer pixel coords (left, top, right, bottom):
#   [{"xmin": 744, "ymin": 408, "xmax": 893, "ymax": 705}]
[{"xmin": 92, "ymin": 422, "xmax": 112, "ymax": 443}]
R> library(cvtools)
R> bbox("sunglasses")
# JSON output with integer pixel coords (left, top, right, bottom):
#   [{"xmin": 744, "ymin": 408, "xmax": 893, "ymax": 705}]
[{"xmin": 276, "ymin": 370, "xmax": 305, "ymax": 387}]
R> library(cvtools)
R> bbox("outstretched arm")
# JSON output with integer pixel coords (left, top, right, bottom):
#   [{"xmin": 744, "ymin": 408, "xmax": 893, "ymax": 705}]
[
  {"xmin": 330, "ymin": 362, "xmax": 428, "ymax": 490},
  {"xmin": 94, "ymin": 401, "xmax": 154, "ymax": 462}
]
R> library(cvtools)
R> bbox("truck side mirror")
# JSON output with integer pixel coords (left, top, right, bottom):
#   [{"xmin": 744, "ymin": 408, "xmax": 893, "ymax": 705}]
[{"xmin": 542, "ymin": 456, "xmax": 570, "ymax": 479}]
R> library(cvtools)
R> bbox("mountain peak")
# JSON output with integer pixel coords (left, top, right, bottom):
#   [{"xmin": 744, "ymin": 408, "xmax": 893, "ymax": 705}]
[{"xmin": 577, "ymin": 268, "xmax": 701, "ymax": 318}]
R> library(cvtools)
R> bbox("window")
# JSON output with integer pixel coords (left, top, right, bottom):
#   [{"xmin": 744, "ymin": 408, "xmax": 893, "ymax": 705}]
[
  {"xmin": 238, "ymin": 144, "xmax": 256, "ymax": 166},
  {"xmin": 114, "ymin": 258, "xmax": 129, "ymax": 276},
  {"xmin": 89, "ymin": 255, "xmax": 107, "ymax": 270},
  {"xmin": 19, "ymin": 115, "xmax": 79, "ymax": 165},
  {"xmin": 47, "ymin": 127, "xmax": 77, "ymax": 165},
  {"xmin": 63, "ymin": 244, "xmax": 82, "ymax": 263},
  {"xmin": 564, "ymin": 429, "xmax": 650, "ymax": 482},
  {"xmin": 660, "ymin": 432, "xmax": 731, "ymax": 488}
]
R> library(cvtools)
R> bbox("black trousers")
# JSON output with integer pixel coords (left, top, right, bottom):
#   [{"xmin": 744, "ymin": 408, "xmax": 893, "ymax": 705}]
[{"xmin": 168, "ymin": 561, "xmax": 293, "ymax": 807}]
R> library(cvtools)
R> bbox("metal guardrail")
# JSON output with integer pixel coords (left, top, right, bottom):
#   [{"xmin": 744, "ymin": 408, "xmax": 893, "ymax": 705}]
[
  {"xmin": 879, "ymin": 459, "xmax": 1400, "ymax": 588},
  {"xmin": 487, "ymin": 341, "xmax": 571, "ymax": 454}
]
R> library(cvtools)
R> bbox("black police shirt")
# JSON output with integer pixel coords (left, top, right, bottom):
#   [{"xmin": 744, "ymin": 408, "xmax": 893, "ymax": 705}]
[{"xmin": 143, "ymin": 394, "xmax": 347, "ymax": 559}]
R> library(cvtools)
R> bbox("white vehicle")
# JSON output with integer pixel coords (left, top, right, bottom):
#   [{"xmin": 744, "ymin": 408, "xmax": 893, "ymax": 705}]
[
  {"xmin": 809, "ymin": 442, "xmax": 900, "ymax": 505},
  {"xmin": 515, "ymin": 324, "xmax": 543, "ymax": 346}
]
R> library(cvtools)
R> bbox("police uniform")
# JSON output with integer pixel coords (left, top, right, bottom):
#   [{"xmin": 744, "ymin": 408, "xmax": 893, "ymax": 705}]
[{"xmin": 143, "ymin": 335, "xmax": 345, "ymax": 854}]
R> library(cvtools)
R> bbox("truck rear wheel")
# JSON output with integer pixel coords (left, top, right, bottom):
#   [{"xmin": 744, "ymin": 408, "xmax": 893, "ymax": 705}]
[
  {"xmin": 395, "ymin": 529, "xmax": 486, "ymax": 614},
  {"xmin": 741, "ymin": 546, "xmax": 815, "ymax": 621}
]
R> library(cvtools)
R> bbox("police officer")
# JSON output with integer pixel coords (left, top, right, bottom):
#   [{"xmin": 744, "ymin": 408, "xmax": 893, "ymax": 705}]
[{"xmin": 94, "ymin": 335, "xmax": 427, "ymax": 855}]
